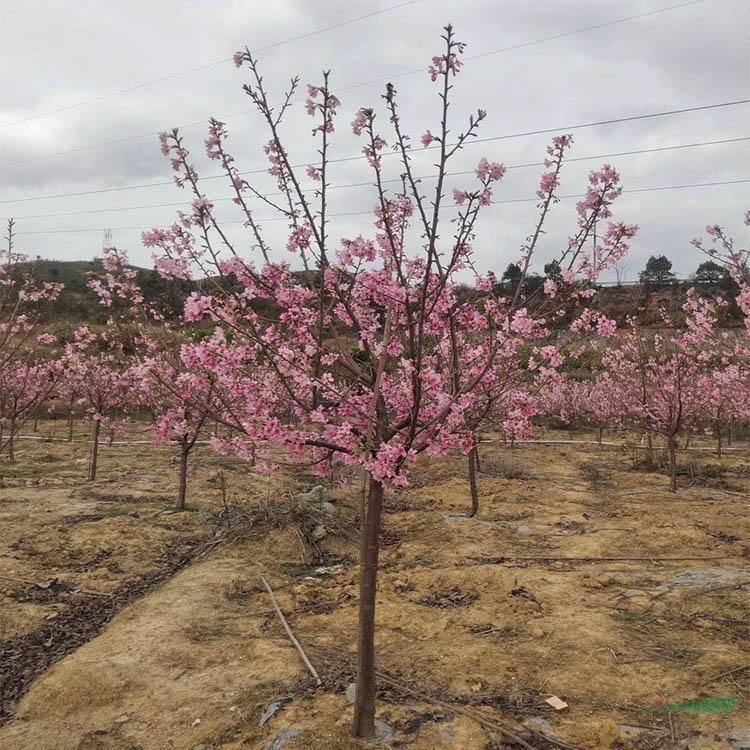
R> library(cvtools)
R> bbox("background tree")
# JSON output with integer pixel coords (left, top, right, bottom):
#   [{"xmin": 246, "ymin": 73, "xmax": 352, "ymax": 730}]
[
  {"xmin": 500, "ymin": 262, "xmax": 522, "ymax": 292},
  {"xmin": 694, "ymin": 260, "xmax": 729, "ymax": 285},
  {"xmin": 639, "ymin": 254, "xmax": 675, "ymax": 285}
]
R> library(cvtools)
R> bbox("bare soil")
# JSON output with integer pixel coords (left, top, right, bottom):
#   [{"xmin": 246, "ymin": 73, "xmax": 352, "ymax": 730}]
[{"xmin": 0, "ymin": 423, "xmax": 748, "ymax": 749}]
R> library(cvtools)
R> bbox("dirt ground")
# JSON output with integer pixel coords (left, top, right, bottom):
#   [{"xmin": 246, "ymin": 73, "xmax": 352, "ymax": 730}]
[{"xmin": 0, "ymin": 422, "xmax": 748, "ymax": 749}]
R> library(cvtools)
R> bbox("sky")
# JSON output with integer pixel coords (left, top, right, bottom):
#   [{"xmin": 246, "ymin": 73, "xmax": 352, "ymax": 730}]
[{"xmin": 0, "ymin": 0, "xmax": 748, "ymax": 281}]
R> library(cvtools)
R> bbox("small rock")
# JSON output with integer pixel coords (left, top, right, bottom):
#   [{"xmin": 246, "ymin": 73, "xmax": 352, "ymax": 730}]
[
  {"xmin": 297, "ymin": 485, "xmax": 326, "ymax": 505},
  {"xmin": 114, "ymin": 715, "xmax": 130, "ymax": 724},
  {"xmin": 618, "ymin": 725, "xmax": 645, "ymax": 737},
  {"xmin": 528, "ymin": 716, "xmax": 552, "ymax": 731},
  {"xmin": 311, "ymin": 524, "xmax": 327, "ymax": 541},
  {"xmin": 259, "ymin": 697, "xmax": 293, "ymax": 727},
  {"xmin": 191, "ymin": 718, "xmax": 201, "ymax": 727},
  {"xmin": 345, "ymin": 683, "xmax": 356, "ymax": 705},
  {"xmin": 375, "ymin": 719, "xmax": 393, "ymax": 742},
  {"xmin": 517, "ymin": 525, "xmax": 533, "ymax": 535},
  {"xmin": 266, "ymin": 728, "xmax": 303, "ymax": 750},
  {"xmin": 720, "ymin": 728, "xmax": 750, "ymax": 750},
  {"xmin": 319, "ymin": 501, "xmax": 337, "ymax": 517},
  {"xmin": 439, "ymin": 728, "xmax": 456, "ymax": 742}
]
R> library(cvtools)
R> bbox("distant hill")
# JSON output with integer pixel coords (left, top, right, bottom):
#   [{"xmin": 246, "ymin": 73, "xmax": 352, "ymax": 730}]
[
  {"xmin": 19, "ymin": 259, "xmax": 195, "ymax": 324},
  {"xmin": 15, "ymin": 258, "xmax": 746, "ymax": 330}
]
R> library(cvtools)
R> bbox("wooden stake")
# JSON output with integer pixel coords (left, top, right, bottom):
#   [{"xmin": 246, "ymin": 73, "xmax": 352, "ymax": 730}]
[{"xmin": 261, "ymin": 576, "xmax": 321, "ymax": 685}]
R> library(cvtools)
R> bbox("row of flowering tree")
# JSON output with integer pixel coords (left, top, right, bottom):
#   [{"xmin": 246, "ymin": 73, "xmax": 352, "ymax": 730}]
[
  {"xmin": 2, "ymin": 24, "xmax": 744, "ymax": 737},
  {"xmin": 539, "ymin": 287, "xmax": 749, "ymax": 489}
]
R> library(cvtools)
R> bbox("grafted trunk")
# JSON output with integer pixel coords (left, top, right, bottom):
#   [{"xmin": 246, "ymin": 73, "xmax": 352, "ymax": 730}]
[
  {"xmin": 668, "ymin": 436, "xmax": 678, "ymax": 492},
  {"xmin": 467, "ymin": 445, "xmax": 479, "ymax": 517},
  {"xmin": 646, "ymin": 432, "xmax": 654, "ymax": 463},
  {"xmin": 352, "ymin": 478, "xmax": 384, "ymax": 738},
  {"xmin": 8, "ymin": 416, "xmax": 16, "ymax": 465},
  {"xmin": 177, "ymin": 439, "xmax": 190, "ymax": 509},
  {"xmin": 88, "ymin": 420, "xmax": 101, "ymax": 481},
  {"xmin": 716, "ymin": 422, "xmax": 722, "ymax": 459}
]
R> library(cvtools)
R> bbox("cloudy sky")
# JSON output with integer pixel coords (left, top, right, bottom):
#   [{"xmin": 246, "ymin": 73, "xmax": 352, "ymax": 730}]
[{"xmin": 1, "ymin": 0, "xmax": 748, "ymax": 280}]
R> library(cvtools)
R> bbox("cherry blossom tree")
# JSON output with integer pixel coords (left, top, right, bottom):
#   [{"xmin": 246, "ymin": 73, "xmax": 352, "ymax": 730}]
[
  {"xmin": 0, "ymin": 356, "xmax": 60, "ymax": 464},
  {"xmin": 700, "ymin": 362, "xmax": 749, "ymax": 458},
  {"xmin": 142, "ymin": 27, "xmax": 636, "ymax": 737},
  {"xmin": 63, "ymin": 327, "xmax": 136, "ymax": 481},
  {"xmin": 134, "ymin": 348, "xmax": 218, "ymax": 509},
  {"xmin": 692, "ymin": 211, "xmax": 750, "ymax": 326},
  {"xmin": 601, "ymin": 291, "xmax": 724, "ymax": 490},
  {"xmin": 0, "ymin": 219, "xmax": 63, "ymax": 460}
]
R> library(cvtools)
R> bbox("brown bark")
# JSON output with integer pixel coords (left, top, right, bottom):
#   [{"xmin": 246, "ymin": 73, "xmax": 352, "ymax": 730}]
[
  {"xmin": 8, "ymin": 415, "xmax": 16, "ymax": 465},
  {"xmin": 352, "ymin": 478, "xmax": 384, "ymax": 738},
  {"xmin": 716, "ymin": 422, "xmax": 722, "ymax": 459},
  {"xmin": 668, "ymin": 436, "xmax": 678, "ymax": 492},
  {"xmin": 177, "ymin": 439, "xmax": 189, "ymax": 509},
  {"xmin": 88, "ymin": 420, "xmax": 101, "ymax": 481},
  {"xmin": 467, "ymin": 446, "xmax": 479, "ymax": 518}
]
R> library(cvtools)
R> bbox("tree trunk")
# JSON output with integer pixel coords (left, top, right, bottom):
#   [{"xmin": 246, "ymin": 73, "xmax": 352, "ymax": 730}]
[
  {"xmin": 89, "ymin": 420, "xmax": 101, "ymax": 481},
  {"xmin": 67, "ymin": 411, "xmax": 74, "ymax": 442},
  {"xmin": 668, "ymin": 436, "xmax": 678, "ymax": 492},
  {"xmin": 473, "ymin": 440, "xmax": 481, "ymax": 472},
  {"xmin": 33, "ymin": 415, "xmax": 39, "ymax": 432},
  {"xmin": 177, "ymin": 440, "xmax": 189, "ymax": 509},
  {"xmin": 352, "ymin": 478, "xmax": 384, "ymax": 739},
  {"xmin": 597, "ymin": 426, "xmax": 603, "ymax": 446},
  {"xmin": 716, "ymin": 422, "xmax": 722, "ymax": 460},
  {"xmin": 646, "ymin": 432, "xmax": 654, "ymax": 463},
  {"xmin": 467, "ymin": 446, "xmax": 479, "ymax": 518},
  {"xmin": 8, "ymin": 416, "xmax": 16, "ymax": 465},
  {"xmin": 728, "ymin": 420, "xmax": 734, "ymax": 447}
]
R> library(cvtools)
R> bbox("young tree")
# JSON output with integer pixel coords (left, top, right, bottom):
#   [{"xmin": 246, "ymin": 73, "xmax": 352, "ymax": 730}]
[
  {"xmin": 0, "ymin": 357, "xmax": 60, "ymax": 464},
  {"xmin": 63, "ymin": 327, "xmax": 135, "ymax": 481},
  {"xmin": 692, "ymin": 211, "xmax": 750, "ymax": 325},
  {"xmin": 142, "ymin": 28, "xmax": 636, "ymax": 737},
  {"xmin": 0, "ymin": 220, "xmax": 63, "ymax": 459},
  {"xmin": 135, "ymin": 347, "xmax": 218, "ymax": 509},
  {"xmin": 601, "ymin": 291, "xmax": 723, "ymax": 490}
]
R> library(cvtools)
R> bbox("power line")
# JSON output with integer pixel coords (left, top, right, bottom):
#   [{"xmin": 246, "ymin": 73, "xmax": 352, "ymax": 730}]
[
  {"xmin": 338, "ymin": 0, "xmax": 708, "ymax": 93},
  {"xmin": 0, "ymin": 0, "xmax": 708, "ymax": 169},
  {"xmin": 4, "ymin": 135, "xmax": 748, "ymax": 221},
  {"xmin": 2, "ymin": 97, "xmax": 748, "ymax": 206},
  {"xmin": 13, "ymin": 177, "xmax": 750, "ymax": 236},
  {"xmin": 0, "ymin": 0, "xmax": 423, "ymax": 130}
]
